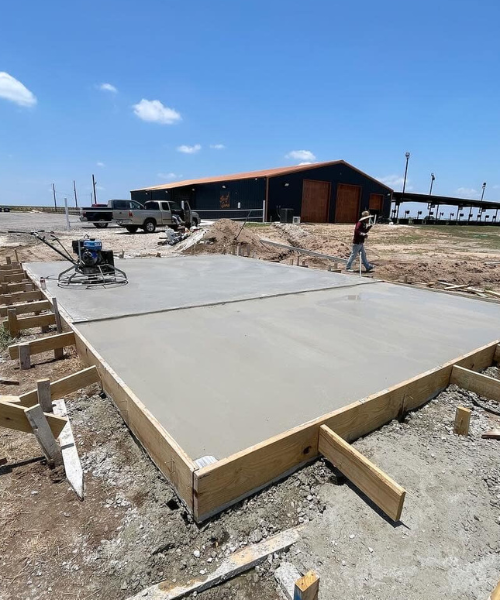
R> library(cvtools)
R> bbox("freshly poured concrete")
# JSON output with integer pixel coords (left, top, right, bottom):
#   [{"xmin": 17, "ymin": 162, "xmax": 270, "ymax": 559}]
[
  {"xmin": 25, "ymin": 255, "xmax": 371, "ymax": 322},
  {"xmin": 75, "ymin": 278, "xmax": 500, "ymax": 460}
]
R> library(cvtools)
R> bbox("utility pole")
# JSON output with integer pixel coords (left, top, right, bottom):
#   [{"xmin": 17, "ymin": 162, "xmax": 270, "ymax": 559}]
[
  {"xmin": 73, "ymin": 180, "xmax": 79, "ymax": 208},
  {"xmin": 481, "ymin": 182, "xmax": 487, "ymax": 201},
  {"xmin": 398, "ymin": 151, "xmax": 410, "ymax": 220},
  {"xmin": 92, "ymin": 174, "xmax": 97, "ymax": 205},
  {"xmin": 52, "ymin": 183, "xmax": 57, "ymax": 212},
  {"xmin": 429, "ymin": 173, "xmax": 435, "ymax": 195}
]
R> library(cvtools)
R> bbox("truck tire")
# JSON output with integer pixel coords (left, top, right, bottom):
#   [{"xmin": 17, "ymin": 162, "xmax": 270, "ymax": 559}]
[
  {"xmin": 93, "ymin": 222, "xmax": 109, "ymax": 228},
  {"xmin": 125, "ymin": 226, "xmax": 139, "ymax": 233},
  {"xmin": 143, "ymin": 219, "xmax": 156, "ymax": 233}
]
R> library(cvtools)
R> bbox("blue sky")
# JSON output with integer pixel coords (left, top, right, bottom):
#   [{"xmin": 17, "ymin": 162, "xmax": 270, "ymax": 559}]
[{"xmin": 1, "ymin": 0, "xmax": 500, "ymax": 208}]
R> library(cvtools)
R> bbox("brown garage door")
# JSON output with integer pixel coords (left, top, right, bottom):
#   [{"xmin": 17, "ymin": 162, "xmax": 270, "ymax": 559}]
[
  {"xmin": 369, "ymin": 193, "xmax": 384, "ymax": 213},
  {"xmin": 301, "ymin": 180, "xmax": 330, "ymax": 223},
  {"xmin": 335, "ymin": 184, "xmax": 361, "ymax": 223}
]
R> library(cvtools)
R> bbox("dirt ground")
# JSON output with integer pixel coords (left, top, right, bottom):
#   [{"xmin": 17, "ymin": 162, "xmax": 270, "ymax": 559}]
[{"xmin": 1, "ymin": 215, "xmax": 500, "ymax": 599}]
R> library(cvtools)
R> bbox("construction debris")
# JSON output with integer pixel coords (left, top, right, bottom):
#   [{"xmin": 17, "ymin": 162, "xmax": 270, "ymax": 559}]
[{"xmin": 129, "ymin": 527, "xmax": 302, "ymax": 599}]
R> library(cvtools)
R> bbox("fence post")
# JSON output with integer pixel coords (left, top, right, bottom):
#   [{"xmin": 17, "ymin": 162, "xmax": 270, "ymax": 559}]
[
  {"xmin": 7, "ymin": 308, "xmax": 19, "ymax": 337},
  {"xmin": 262, "ymin": 199, "xmax": 266, "ymax": 223},
  {"xmin": 19, "ymin": 343, "xmax": 31, "ymax": 370}
]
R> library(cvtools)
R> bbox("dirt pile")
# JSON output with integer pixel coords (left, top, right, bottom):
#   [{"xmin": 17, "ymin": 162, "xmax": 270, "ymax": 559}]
[{"xmin": 185, "ymin": 219, "xmax": 286, "ymax": 260}]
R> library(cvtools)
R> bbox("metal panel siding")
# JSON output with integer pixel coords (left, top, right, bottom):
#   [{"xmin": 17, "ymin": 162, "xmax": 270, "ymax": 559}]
[
  {"xmin": 268, "ymin": 164, "xmax": 391, "ymax": 222},
  {"xmin": 133, "ymin": 179, "xmax": 265, "ymax": 217}
]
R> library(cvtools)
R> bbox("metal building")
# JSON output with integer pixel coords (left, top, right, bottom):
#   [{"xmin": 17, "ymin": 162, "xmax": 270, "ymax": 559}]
[{"xmin": 130, "ymin": 160, "xmax": 393, "ymax": 223}]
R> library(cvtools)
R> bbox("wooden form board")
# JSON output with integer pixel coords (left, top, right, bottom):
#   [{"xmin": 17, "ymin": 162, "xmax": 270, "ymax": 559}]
[
  {"xmin": 450, "ymin": 365, "xmax": 500, "ymax": 402},
  {"xmin": 9, "ymin": 331, "xmax": 75, "ymax": 360},
  {"xmin": 0, "ymin": 290, "xmax": 43, "ymax": 305},
  {"xmin": 2, "ymin": 312, "xmax": 56, "ymax": 330},
  {"xmin": 72, "ymin": 327, "xmax": 196, "ymax": 511},
  {"xmin": 193, "ymin": 341, "xmax": 498, "ymax": 521},
  {"xmin": 0, "ymin": 400, "xmax": 67, "ymax": 437},
  {"xmin": 0, "ymin": 300, "xmax": 50, "ymax": 318},
  {"xmin": 18, "ymin": 366, "xmax": 100, "ymax": 407},
  {"xmin": 319, "ymin": 424, "xmax": 405, "ymax": 521}
]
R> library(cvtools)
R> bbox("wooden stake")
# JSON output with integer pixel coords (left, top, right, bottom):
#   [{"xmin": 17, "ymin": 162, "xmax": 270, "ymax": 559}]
[
  {"xmin": 7, "ymin": 308, "xmax": 19, "ymax": 337},
  {"xmin": 19, "ymin": 343, "xmax": 31, "ymax": 370},
  {"xmin": 37, "ymin": 379, "xmax": 53, "ymax": 413},
  {"xmin": 51, "ymin": 298, "xmax": 64, "ymax": 359},
  {"xmin": 14, "ymin": 249, "xmax": 19, "ymax": 263},
  {"xmin": 294, "ymin": 571, "xmax": 319, "ymax": 600},
  {"xmin": 454, "ymin": 406, "xmax": 471, "ymax": 436},
  {"xmin": 25, "ymin": 404, "xmax": 63, "ymax": 466}
]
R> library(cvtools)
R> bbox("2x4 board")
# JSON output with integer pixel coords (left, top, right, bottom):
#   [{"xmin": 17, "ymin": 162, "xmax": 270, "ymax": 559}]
[{"xmin": 25, "ymin": 256, "xmax": 500, "ymax": 521}]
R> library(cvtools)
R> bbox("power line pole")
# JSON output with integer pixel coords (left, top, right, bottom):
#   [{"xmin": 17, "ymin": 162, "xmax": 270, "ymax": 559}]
[
  {"xmin": 52, "ymin": 183, "xmax": 57, "ymax": 212},
  {"xmin": 73, "ymin": 180, "xmax": 79, "ymax": 208},
  {"xmin": 92, "ymin": 174, "xmax": 97, "ymax": 205}
]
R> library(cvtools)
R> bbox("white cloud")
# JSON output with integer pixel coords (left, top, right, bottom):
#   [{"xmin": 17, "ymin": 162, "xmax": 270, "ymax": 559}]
[
  {"xmin": 133, "ymin": 99, "xmax": 181, "ymax": 125},
  {"xmin": 377, "ymin": 174, "xmax": 414, "ymax": 191},
  {"xmin": 177, "ymin": 144, "xmax": 201, "ymax": 154},
  {"xmin": 96, "ymin": 161, "xmax": 105, "ymax": 167},
  {"xmin": 99, "ymin": 83, "xmax": 118, "ymax": 93},
  {"xmin": 0, "ymin": 72, "xmax": 37, "ymax": 107},
  {"xmin": 455, "ymin": 187, "xmax": 480, "ymax": 199},
  {"xmin": 157, "ymin": 172, "xmax": 180, "ymax": 180},
  {"xmin": 285, "ymin": 150, "xmax": 316, "ymax": 162},
  {"xmin": 96, "ymin": 185, "xmax": 105, "ymax": 191},
  {"xmin": 298, "ymin": 161, "xmax": 312, "ymax": 166},
  {"xmin": 210, "ymin": 144, "xmax": 225, "ymax": 149}
]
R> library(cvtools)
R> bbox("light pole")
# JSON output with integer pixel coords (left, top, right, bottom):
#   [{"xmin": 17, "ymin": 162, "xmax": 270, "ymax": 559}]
[
  {"xmin": 429, "ymin": 172, "xmax": 435, "ymax": 195},
  {"xmin": 481, "ymin": 182, "xmax": 486, "ymax": 201},
  {"xmin": 399, "ymin": 151, "xmax": 410, "ymax": 220}
]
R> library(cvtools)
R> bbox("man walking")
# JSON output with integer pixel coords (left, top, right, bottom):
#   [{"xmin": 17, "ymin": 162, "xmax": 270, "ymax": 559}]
[{"xmin": 345, "ymin": 210, "xmax": 375, "ymax": 272}]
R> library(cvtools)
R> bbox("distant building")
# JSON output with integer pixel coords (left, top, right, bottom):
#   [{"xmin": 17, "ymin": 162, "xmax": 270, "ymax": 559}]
[{"xmin": 131, "ymin": 160, "xmax": 393, "ymax": 223}]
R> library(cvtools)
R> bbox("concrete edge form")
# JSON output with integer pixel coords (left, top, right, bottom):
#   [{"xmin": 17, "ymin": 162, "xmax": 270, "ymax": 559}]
[{"xmin": 192, "ymin": 340, "xmax": 498, "ymax": 521}]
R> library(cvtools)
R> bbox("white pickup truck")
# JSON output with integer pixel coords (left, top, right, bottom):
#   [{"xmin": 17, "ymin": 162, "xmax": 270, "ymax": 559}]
[{"xmin": 116, "ymin": 200, "xmax": 200, "ymax": 233}]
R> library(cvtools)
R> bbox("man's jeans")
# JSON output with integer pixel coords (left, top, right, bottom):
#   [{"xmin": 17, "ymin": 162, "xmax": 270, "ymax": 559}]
[{"xmin": 346, "ymin": 243, "xmax": 371, "ymax": 270}]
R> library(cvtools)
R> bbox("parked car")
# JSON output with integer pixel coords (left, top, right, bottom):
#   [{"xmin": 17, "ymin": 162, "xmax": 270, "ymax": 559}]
[
  {"xmin": 0, "ymin": 207, "xmax": 11, "ymax": 212},
  {"xmin": 116, "ymin": 200, "xmax": 200, "ymax": 233},
  {"xmin": 80, "ymin": 199, "xmax": 144, "ymax": 228}
]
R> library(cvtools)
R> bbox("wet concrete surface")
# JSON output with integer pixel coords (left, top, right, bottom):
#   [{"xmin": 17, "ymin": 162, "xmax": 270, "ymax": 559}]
[
  {"xmin": 70, "ymin": 267, "xmax": 500, "ymax": 460},
  {"xmin": 24, "ymin": 255, "xmax": 373, "ymax": 322}
]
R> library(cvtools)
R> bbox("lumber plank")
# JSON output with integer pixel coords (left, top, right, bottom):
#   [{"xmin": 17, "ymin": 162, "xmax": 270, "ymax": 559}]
[
  {"xmin": 0, "ymin": 262, "xmax": 21, "ymax": 270},
  {"xmin": 0, "ymin": 395, "xmax": 20, "ymax": 403},
  {"xmin": 25, "ymin": 405, "xmax": 63, "ymax": 466},
  {"xmin": 9, "ymin": 331, "xmax": 75, "ymax": 360},
  {"xmin": 0, "ymin": 272, "xmax": 26, "ymax": 284},
  {"xmin": 2, "ymin": 313, "xmax": 55, "ymax": 331},
  {"xmin": 3, "ymin": 281, "xmax": 31, "ymax": 293},
  {"xmin": 37, "ymin": 379, "xmax": 53, "ymax": 412},
  {"xmin": 319, "ymin": 424, "xmax": 406, "ymax": 521},
  {"xmin": 53, "ymin": 399, "xmax": 84, "ymax": 498},
  {"xmin": 127, "ymin": 527, "xmax": 302, "ymax": 600},
  {"xmin": 494, "ymin": 344, "xmax": 500, "ymax": 364},
  {"xmin": 482, "ymin": 429, "xmax": 500, "ymax": 440},
  {"xmin": 18, "ymin": 366, "xmax": 101, "ymax": 407},
  {"xmin": 73, "ymin": 328, "xmax": 196, "ymax": 511},
  {"xmin": 490, "ymin": 579, "xmax": 500, "ymax": 600},
  {"xmin": 450, "ymin": 365, "xmax": 500, "ymax": 402},
  {"xmin": 0, "ymin": 400, "xmax": 67, "ymax": 437},
  {"xmin": 0, "ymin": 290, "xmax": 43, "ymax": 306},
  {"xmin": 193, "ymin": 341, "xmax": 497, "ymax": 521},
  {"xmin": 294, "ymin": 571, "xmax": 319, "ymax": 600},
  {"xmin": 0, "ymin": 300, "xmax": 50, "ymax": 318},
  {"xmin": 453, "ymin": 406, "xmax": 471, "ymax": 436}
]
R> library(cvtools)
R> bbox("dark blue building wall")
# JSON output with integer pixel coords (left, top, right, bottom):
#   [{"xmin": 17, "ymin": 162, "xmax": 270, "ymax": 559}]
[
  {"xmin": 131, "ymin": 178, "xmax": 266, "ymax": 220},
  {"xmin": 268, "ymin": 163, "xmax": 391, "ymax": 222}
]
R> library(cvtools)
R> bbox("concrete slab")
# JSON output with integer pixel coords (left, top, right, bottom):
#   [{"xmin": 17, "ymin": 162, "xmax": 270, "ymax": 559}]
[
  {"xmin": 24, "ymin": 255, "xmax": 372, "ymax": 323},
  {"xmin": 76, "ymin": 280, "xmax": 500, "ymax": 461}
]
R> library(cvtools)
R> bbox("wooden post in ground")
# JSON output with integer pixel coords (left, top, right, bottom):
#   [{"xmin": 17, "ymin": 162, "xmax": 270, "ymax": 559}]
[
  {"xmin": 36, "ymin": 379, "xmax": 53, "ymax": 413},
  {"xmin": 25, "ymin": 404, "xmax": 63, "ymax": 466},
  {"xmin": 6, "ymin": 257, "xmax": 11, "ymax": 266},
  {"xmin": 454, "ymin": 406, "xmax": 471, "ymax": 436},
  {"xmin": 7, "ymin": 308, "xmax": 19, "ymax": 337},
  {"xmin": 294, "ymin": 571, "xmax": 319, "ymax": 600},
  {"xmin": 14, "ymin": 250, "xmax": 19, "ymax": 264},
  {"xmin": 52, "ymin": 298, "xmax": 64, "ymax": 359},
  {"xmin": 19, "ymin": 343, "xmax": 31, "ymax": 370},
  {"xmin": 25, "ymin": 283, "xmax": 34, "ymax": 292}
]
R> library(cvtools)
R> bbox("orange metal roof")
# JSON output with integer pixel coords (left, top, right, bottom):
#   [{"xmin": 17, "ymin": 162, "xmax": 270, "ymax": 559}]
[{"xmin": 131, "ymin": 160, "xmax": 393, "ymax": 192}]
